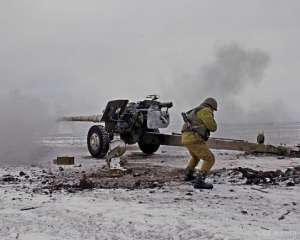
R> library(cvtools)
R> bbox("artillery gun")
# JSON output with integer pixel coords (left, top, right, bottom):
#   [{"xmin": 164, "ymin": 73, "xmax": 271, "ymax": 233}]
[
  {"xmin": 59, "ymin": 95, "xmax": 300, "ymax": 159},
  {"xmin": 58, "ymin": 95, "xmax": 173, "ymax": 158}
]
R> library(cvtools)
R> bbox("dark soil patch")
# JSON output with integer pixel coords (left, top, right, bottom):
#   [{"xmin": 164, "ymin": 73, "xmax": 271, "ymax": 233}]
[
  {"xmin": 35, "ymin": 162, "xmax": 185, "ymax": 193},
  {"xmin": 2, "ymin": 163, "xmax": 300, "ymax": 193}
]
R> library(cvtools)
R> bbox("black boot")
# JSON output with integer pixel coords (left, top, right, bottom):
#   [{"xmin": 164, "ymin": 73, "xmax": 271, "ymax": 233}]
[
  {"xmin": 193, "ymin": 172, "xmax": 213, "ymax": 189},
  {"xmin": 184, "ymin": 168, "xmax": 195, "ymax": 181}
]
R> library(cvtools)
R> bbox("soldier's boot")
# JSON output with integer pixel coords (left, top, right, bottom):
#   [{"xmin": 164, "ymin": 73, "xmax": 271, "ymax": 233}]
[
  {"xmin": 184, "ymin": 167, "xmax": 195, "ymax": 181},
  {"xmin": 193, "ymin": 172, "xmax": 213, "ymax": 189}
]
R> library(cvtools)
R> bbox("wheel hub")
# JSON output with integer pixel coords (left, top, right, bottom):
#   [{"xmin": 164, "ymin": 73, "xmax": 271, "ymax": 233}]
[{"xmin": 90, "ymin": 133, "xmax": 100, "ymax": 152}]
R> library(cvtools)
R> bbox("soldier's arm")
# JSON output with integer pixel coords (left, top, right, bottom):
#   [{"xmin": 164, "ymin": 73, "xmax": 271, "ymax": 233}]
[{"xmin": 197, "ymin": 108, "xmax": 217, "ymax": 132}]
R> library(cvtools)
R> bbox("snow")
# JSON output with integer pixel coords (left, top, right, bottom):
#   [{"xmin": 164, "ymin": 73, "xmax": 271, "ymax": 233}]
[
  {"xmin": 1, "ymin": 184, "xmax": 299, "ymax": 240},
  {"xmin": 0, "ymin": 140, "xmax": 300, "ymax": 240}
]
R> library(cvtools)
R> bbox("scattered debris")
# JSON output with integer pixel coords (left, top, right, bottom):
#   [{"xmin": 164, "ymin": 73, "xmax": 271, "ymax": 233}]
[
  {"xmin": 286, "ymin": 181, "xmax": 295, "ymax": 187},
  {"xmin": 20, "ymin": 207, "xmax": 40, "ymax": 211},
  {"xmin": 250, "ymin": 187, "xmax": 269, "ymax": 194},
  {"xmin": 241, "ymin": 210, "xmax": 248, "ymax": 215},
  {"xmin": 260, "ymin": 226, "xmax": 270, "ymax": 230},
  {"xmin": 278, "ymin": 210, "xmax": 291, "ymax": 220},
  {"xmin": 229, "ymin": 166, "xmax": 300, "ymax": 185},
  {"xmin": 1, "ymin": 175, "xmax": 19, "ymax": 182}
]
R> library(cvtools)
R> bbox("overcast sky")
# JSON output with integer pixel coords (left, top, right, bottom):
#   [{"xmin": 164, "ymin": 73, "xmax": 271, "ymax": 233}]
[{"xmin": 0, "ymin": 1, "xmax": 299, "ymax": 123}]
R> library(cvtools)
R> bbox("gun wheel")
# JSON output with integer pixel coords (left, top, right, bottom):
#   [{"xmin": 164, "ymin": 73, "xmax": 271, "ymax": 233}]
[
  {"xmin": 87, "ymin": 125, "xmax": 110, "ymax": 158},
  {"xmin": 138, "ymin": 129, "xmax": 160, "ymax": 155}
]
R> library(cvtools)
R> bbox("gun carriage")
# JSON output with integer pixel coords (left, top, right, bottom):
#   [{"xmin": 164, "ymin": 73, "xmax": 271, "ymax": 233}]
[{"xmin": 59, "ymin": 95, "xmax": 300, "ymax": 159}]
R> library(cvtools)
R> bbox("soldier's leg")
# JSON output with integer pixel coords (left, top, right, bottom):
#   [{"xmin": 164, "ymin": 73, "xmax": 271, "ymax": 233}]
[
  {"xmin": 189, "ymin": 143, "xmax": 215, "ymax": 189},
  {"xmin": 199, "ymin": 147, "xmax": 215, "ymax": 173},
  {"xmin": 190, "ymin": 143, "xmax": 215, "ymax": 173},
  {"xmin": 184, "ymin": 144, "xmax": 201, "ymax": 180},
  {"xmin": 186, "ymin": 144, "xmax": 201, "ymax": 171}
]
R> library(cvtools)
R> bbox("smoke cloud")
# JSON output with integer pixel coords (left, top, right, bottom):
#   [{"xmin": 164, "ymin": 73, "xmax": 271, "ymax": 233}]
[
  {"xmin": 0, "ymin": 91, "xmax": 54, "ymax": 166},
  {"xmin": 166, "ymin": 43, "xmax": 289, "ymax": 125},
  {"xmin": 201, "ymin": 44, "xmax": 269, "ymax": 96}
]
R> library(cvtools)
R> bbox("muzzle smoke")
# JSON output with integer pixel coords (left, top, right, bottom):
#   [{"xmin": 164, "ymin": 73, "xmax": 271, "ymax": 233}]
[{"xmin": 0, "ymin": 91, "xmax": 54, "ymax": 166}]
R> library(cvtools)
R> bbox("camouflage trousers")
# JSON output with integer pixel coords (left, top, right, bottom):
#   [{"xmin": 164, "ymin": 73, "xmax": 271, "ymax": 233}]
[{"xmin": 184, "ymin": 141, "xmax": 215, "ymax": 174}]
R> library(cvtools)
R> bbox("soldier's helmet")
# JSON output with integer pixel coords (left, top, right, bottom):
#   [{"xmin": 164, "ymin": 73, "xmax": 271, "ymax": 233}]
[{"xmin": 203, "ymin": 97, "xmax": 218, "ymax": 111}]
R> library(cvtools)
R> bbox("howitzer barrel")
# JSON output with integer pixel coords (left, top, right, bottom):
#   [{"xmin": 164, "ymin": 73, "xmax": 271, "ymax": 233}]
[{"xmin": 57, "ymin": 115, "xmax": 102, "ymax": 123}]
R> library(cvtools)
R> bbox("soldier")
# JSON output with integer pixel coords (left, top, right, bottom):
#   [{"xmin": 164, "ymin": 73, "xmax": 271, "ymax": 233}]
[{"xmin": 181, "ymin": 97, "xmax": 218, "ymax": 189}]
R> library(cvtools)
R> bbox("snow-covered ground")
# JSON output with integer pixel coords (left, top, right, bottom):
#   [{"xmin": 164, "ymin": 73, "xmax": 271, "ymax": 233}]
[{"xmin": 0, "ymin": 138, "xmax": 300, "ymax": 240}]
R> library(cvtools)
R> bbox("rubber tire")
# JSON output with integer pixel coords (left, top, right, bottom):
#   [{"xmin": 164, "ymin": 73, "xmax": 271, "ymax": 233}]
[
  {"xmin": 87, "ymin": 125, "xmax": 110, "ymax": 158},
  {"xmin": 138, "ymin": 129, "xmax": 160, "ymax": 155}
]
